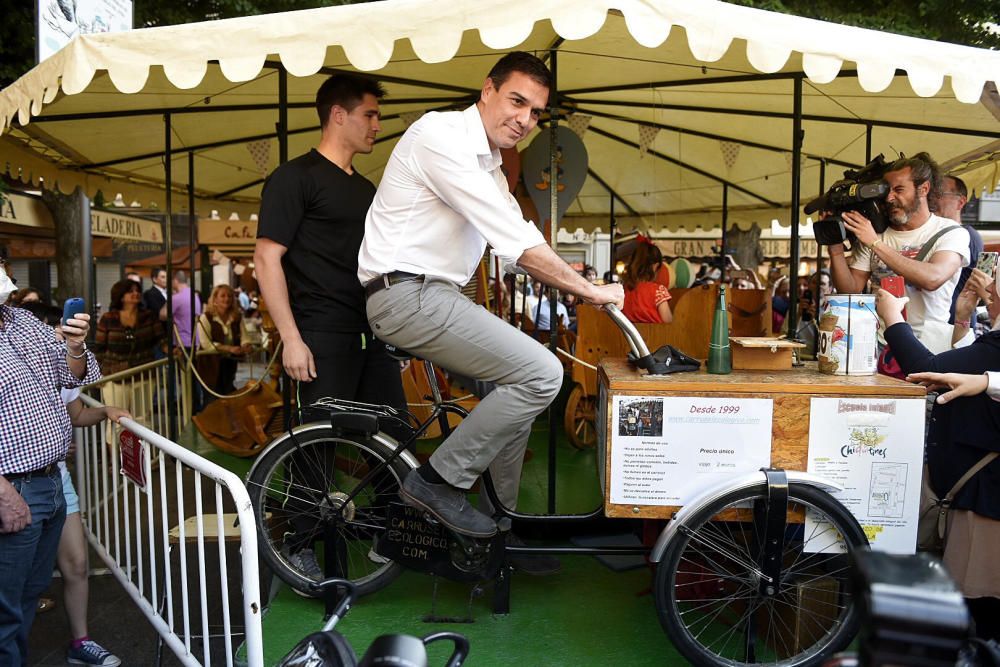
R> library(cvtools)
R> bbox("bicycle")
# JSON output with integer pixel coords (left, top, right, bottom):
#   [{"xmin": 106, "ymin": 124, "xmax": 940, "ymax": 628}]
[{"xmin": 248, "ymin": 305, "xmax": 869, "ymax": 666}]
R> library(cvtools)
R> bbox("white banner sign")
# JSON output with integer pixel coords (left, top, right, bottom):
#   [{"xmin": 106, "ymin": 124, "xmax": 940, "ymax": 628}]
[
  {"xmin": 805, "ymin": 397, "xmax": 925, "ymax": 553},
  {"xmin": 610, "ymin": 396, "xmax": 773, "ymax": 506}
]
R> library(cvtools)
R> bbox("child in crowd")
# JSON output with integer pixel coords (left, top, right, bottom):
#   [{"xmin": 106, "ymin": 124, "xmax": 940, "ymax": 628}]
[{"xmin": 22, "ymin": 302, "xmax": 128, "ymax": 667}]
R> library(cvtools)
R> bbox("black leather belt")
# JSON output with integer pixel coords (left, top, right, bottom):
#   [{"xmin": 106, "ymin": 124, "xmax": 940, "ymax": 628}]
[
  {"xmin": 4, "ymin": 463, "xmax": 59, "ymax": 481},
  {"xmin": 364, "ymin": 271, "xmax": 424, "ymax": 299}
]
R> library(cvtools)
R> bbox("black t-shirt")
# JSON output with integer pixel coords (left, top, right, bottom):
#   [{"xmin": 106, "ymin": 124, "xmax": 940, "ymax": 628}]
[{"xmin": 258, "ymin": 149, "xmax": 375, "ymax": 333}]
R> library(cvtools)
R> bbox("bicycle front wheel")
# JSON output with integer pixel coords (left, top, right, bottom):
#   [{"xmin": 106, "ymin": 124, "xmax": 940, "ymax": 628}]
[
  {"xmin": 246, "ymin": 425, "xmax": 412, "ymax": 597},
  {"xmin": 655, "ymin": 482, "xmax": 868, "ymax": 667}
]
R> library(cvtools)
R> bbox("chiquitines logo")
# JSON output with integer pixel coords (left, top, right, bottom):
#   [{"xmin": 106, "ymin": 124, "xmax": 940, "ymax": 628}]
[{"xmin": 840, "ymin": 426, "xmax": 888, "ymax": 458}]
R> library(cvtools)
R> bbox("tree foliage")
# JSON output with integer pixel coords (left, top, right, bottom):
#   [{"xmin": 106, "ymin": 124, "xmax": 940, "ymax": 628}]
[{"xmin": 732, "ymin": 0, "xmax": 1000, "ymax": 49}]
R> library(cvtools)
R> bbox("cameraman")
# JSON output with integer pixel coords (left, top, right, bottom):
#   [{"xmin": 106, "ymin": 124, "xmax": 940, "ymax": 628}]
[{"xmin": 828, "ymin": 153, "xmax": 970, "ymax": 354}]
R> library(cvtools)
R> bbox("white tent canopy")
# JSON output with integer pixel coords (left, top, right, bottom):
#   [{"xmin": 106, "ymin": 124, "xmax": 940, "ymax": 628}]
[{"xmin": 2, "ymin": 0, "xmax": 999, "ymax": 233}]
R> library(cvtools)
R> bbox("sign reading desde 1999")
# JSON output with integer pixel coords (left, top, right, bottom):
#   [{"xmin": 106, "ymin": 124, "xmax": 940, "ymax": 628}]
[{"xmin": 610, "ymin": 396, "xmax": 773, "ymax": 506}]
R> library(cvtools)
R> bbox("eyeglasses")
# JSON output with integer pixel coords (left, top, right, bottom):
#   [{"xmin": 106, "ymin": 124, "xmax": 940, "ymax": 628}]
[{"xmin": 939, "ymin": 192, "xmax": 964, "ymax": 198}]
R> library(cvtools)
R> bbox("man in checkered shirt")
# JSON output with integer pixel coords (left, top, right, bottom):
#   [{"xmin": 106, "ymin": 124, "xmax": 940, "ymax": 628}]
[{"xmin": 0, "ymin": 256, "xmax": 101, "ymax": 666}]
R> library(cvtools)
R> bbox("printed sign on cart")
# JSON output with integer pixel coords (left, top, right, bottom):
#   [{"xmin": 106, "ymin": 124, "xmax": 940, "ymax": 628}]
[
  {"xmin": 804, "ymin": 397, "xmax": 924, "ymax": 554},
  {"xmin": 610, "ymin": 396, "xmax": 773, "ymax": 506}
]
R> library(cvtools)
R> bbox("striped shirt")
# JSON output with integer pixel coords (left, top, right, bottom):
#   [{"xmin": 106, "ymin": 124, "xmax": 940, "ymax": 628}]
[{"xmin": 0, "ymin": 305, "xmax": 101, "ymax": 474}]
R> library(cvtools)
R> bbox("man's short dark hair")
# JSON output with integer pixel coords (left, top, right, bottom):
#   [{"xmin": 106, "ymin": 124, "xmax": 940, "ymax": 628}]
[
  {"xmin": 887, "ymin": 151, "xmax": 940, "ymax": 199},
  {"xmin": 943, "ymin": 174, "xmax": 968, "ymax": 199},
  {"xmin": 486, "ymin": 51, "xmax": 552, "ymax": 92},
  {"xmin": 316, "ymin": 74, "xmax": 386, "ymax": 128},
  {"xmin": 152, "ymin": 267, "xmax": 166, "ymax": 279}
]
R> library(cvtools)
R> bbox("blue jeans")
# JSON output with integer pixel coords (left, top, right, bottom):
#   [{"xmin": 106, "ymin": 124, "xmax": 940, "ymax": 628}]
[{"xmin": 0, "ymin": 471, "xmax": 66, "ymax": 666}]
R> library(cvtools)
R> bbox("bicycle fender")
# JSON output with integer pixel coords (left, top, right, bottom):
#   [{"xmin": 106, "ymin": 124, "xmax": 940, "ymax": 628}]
[
  {"xmin": 247, "ymin": 423, "xmax": 420, "ymax": 481},
  {"xmin": 371, "ymin": 432, "xmax": 421, "ymax": 470},
  {"xmin": 648, "ymin": 469, "xmax": 843, "ymax": 563}
]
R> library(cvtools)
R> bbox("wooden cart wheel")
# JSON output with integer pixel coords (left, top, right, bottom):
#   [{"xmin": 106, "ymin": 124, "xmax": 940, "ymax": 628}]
[{"xmin": 564, "ymin": 384, "xmax": 597, "ymax": 449}]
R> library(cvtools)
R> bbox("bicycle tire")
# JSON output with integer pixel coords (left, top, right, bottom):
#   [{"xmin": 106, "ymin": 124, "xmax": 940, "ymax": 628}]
[
  {"xmin": 655, "ymin": 482, "xmax": 868, "ymax": 667},
  {"xmin": 246, "ymin": 424, "xmax": 413, "ymax": 597}
]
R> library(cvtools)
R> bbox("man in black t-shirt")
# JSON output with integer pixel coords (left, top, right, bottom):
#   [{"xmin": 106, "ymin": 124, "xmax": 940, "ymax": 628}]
[{"xmin": 254, "ymin": 74, "xmax": 407, "ymax": 582}]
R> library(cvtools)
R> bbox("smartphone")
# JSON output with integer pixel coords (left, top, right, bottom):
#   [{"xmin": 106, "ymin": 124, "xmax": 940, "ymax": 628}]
[
  {"xmin": 62, "ymin": 297, "xmax": 86, "ymax": 325},
  {"xmin": 880, "ymin": 276, "xmax": 905, "ymax": 298},
  {"xmin": 880, "ymin": 276, "xmax": 906, "ymax": 319},
  {"xmin": 976, "ymin": 251, "xmax": 999, "ymax": 278}
]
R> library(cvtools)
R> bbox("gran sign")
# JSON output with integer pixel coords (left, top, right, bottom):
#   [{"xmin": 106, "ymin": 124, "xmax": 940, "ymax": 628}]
[{"xmin": 656, "ymin": 238, "xmax": 819, "ymax": 259}]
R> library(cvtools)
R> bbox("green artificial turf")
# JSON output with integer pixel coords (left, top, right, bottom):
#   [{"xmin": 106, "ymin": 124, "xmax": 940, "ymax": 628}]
[{"xmin": 187, "ymin": 392, "xmax": 688, "ymax": 665}]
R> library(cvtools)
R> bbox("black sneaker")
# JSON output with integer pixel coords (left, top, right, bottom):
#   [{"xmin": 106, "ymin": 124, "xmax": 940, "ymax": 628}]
[
  {"xmin": 400, "ymin": 470, "xmax": 497, "ymax": 538},
  {"xmin": 506, "ymin": 533, "xmax": 562, "ymax": 576}
]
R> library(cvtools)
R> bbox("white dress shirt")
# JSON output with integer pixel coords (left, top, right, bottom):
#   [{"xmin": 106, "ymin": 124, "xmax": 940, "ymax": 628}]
[
  {"xmin": 987, "ymin": 372, "xmax": 1000, "ymax": 402},
  {"xmin": 358, "ymin": 105, "xmax": 546, "ymax": 286}
]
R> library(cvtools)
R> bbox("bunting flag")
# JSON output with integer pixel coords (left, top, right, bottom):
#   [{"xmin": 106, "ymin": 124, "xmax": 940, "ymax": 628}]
[
  {"xmin": 400, "ymin": 110, "xmax": 425, "ymax": 128},
  {"xmin": 566, "ymin": 113, "xmax": 592, "ymax": 139},
  {"xmin": 246, "ymin": 139, "xmax": 271, "ymax": 174},
  {"xmin": 720, "ymin": 141, "xmax": 741, "ymax": 169},
  {"xmin": 637, "ymin": 123, "xmax": 660, "ymax": 157}
]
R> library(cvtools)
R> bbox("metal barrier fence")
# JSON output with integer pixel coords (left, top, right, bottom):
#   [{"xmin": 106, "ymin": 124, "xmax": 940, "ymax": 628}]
[
  {"xmin": 86, "ymin": 358, "xmax": 194, "ymax": 437},
  {"xmin": 76, "ymin": 374, "xmax": 264, "ymax": 666}
]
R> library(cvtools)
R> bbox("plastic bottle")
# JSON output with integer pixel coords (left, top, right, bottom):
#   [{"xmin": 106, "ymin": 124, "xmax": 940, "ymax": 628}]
[{"xmin": 708, "ymin": 284, "xmax": 732, "ymax": 374}]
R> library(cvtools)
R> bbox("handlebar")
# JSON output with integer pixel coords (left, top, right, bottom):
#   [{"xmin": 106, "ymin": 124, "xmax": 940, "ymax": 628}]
[
  {"xmin": 423, "ymin": 632, "xmax": 471, "ymax": 667},
  {"xmin": 600, "ymin": 303, "xmax": 697, "ymax": 375},
  {"xmin": 600, "ymin": 303, "xmax": 651, "ymax": 360},
  {"xmin": 308, "ymin": 577, "xmax": 356, "ymax": 630}
]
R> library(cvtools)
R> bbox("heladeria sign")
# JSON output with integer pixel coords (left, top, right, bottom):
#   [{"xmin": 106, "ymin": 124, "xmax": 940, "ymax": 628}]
[{"xmin": 91, "ymin": 210, "xmax": 162, "ymax": 243}]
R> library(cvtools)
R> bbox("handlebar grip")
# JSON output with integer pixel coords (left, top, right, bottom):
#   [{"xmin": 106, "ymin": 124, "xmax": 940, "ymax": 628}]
[{"xmin": 600, "ymin": 303, "xmax": 651, "ymax": 359}]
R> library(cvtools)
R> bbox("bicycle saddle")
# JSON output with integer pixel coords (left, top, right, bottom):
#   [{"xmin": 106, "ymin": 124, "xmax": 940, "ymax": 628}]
[{"xmin": 384, "ymin": 343, "xmax": 413, "ymax": 362}]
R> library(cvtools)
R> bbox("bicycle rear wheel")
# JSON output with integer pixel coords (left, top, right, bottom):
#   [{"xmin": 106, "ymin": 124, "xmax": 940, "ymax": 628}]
[
  {"xmin": 655, "ymin": 482, "xmax": 867, "ymax": 667},
  {"xmin": 246, "ymin": 424, "xmax": 412, "ymax": 597}
]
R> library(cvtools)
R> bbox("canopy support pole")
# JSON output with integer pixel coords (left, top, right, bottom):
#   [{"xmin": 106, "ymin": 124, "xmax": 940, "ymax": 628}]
[
  {"xmin": 188, "ymin": 154, "xmax": 196, "ymax": 327},
  {"xmin": 609, "ymin": 193, "xmax": 616, "ymax": 278},
  {"xmin": 813, "ymin": 159, "xmax": 827, "ymax": 356},
  {"xmin": 278, "ymin": 67, "xmax": 289, "ymax": 164},
  {"xmin": 720, "ymin": 184, "xmax": 729, "ymax": 272},
  {"xmin": 277, "ymin": 64, "xmax": 291, "ymax": 428},
  {"xmin": 164, "ymin": 112, "xmax": 176, "ymax": 441},
  {"xmin": 787, "ymin": 76, "xmax": 804, "ymax": 341},
  {"xmin": 547, "ymin": 48, "xmax": 559, "ymax": 515},
  {"xmin": 866, "ymin": 124, "xmax": 873, "ymax": 162}
]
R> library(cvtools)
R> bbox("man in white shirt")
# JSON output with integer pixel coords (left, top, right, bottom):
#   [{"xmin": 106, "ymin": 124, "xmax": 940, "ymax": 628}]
[
  {"xmin": 359, "ymin": 52, "xmax": 623, "ymax": 546},
  {"xmin": 829, "ymin": 153, "xmax": 970, "ymax": 353}
]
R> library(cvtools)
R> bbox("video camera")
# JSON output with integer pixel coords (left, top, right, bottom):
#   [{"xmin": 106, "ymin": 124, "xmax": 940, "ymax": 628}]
[{"xmin": 805, "ymin": 155, "xmax": 891, "ymax": 247}]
